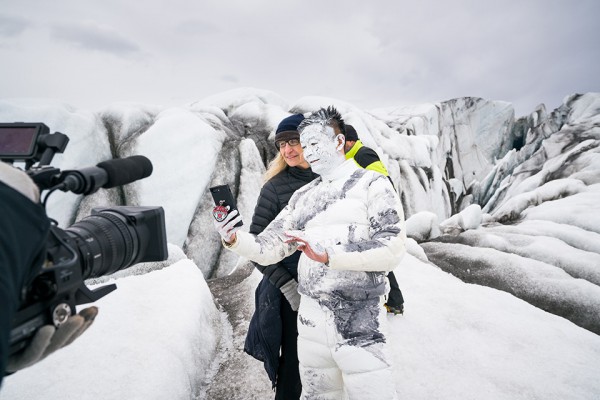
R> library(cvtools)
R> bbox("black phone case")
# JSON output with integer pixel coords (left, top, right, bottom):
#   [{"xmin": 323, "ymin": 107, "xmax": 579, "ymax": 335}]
[{"xmin": 209, "ymin": 184, "xmax": 243, "ymax": 227}]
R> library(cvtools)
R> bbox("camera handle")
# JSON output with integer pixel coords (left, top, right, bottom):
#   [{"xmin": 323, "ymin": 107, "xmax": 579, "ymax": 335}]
[
  {"xmin": 36, "ymin": 131, "xmax": 69, "ymax": 167},
  {"xmin": 74, "ymin": 282, "xmax": 117, "ymax": 306}
]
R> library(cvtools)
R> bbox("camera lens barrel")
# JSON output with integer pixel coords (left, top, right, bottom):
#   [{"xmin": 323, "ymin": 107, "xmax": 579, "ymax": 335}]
[{"xmin": 65, "ymin": 211, "xmax": 140, "ymax": 279}]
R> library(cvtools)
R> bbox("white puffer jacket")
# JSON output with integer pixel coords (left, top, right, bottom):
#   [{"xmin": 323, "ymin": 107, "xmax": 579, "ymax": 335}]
[{"xmin": 231, "ymin": 159, "xmax": 406, "ymax": 306}]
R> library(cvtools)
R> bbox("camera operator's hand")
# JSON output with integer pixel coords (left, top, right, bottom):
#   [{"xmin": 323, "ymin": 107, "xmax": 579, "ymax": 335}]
[
  {"xmin": 0, "ymin": 161, "xmax": 40, "ymax": 203},
  {"xmin": 6, "ymin": 307, "xmax": 98, "ymax": 373},
  {"xmin": 212, "ymin": 208, "xmax": 243, "ymax": 245}
]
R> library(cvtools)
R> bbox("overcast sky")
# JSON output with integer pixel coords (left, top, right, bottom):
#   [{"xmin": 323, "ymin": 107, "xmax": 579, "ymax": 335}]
[{"xmin": 1, "ymin": 0, "xmax": 598, "ymax": 116}]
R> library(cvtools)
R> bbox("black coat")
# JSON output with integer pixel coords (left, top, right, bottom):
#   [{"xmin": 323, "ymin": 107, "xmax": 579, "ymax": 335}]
[
  {"xmin": 243, "ymin": 166, "xmax": 318, "ymax": 387},
  {"xmin": 0, "ymin": 182, "xmax": 49, "ymax": 383}
]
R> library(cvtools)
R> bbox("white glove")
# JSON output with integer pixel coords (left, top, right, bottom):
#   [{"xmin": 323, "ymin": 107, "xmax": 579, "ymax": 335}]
[
  {"xmin": 212, "ymin": 208, "xmax": 243, "ymax": 244},
  {"xmin": 0, "ymin": 162, "xmax": 40, "ymax": 203},
  {"xmin": 280, "ymin": 280, "xmax": 301, "ymax": 311},
  {"xmin": 6, "ymin": 306, "xmax": 98, "ymax": 372}
]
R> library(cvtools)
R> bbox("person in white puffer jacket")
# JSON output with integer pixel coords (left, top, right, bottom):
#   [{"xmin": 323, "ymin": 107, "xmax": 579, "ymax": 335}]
[{"xmin": 213, "ymin": 106, "xmax": 406, "ymax": 400}]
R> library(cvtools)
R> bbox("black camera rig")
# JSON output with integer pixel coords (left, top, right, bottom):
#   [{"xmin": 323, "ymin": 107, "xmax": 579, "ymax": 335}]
[{"xmin": 0, "ymin": 122, "xmax": 168, "ymax": 358}]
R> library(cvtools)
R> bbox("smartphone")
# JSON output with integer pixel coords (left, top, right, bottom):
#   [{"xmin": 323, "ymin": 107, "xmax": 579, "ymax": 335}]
[{"xmin": 209, "ymin": 184, "xmax": 243, "ymax": 227}]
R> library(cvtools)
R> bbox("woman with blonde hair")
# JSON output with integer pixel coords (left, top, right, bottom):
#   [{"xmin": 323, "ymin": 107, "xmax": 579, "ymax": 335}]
[{"xmin": 244, "ymin": 114, "xmax": 317, "ymax": 400}]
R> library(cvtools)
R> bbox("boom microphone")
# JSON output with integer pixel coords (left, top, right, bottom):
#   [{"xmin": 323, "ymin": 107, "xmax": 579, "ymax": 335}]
[
  {"xmin": 61, "ymin": 155, "xmax": 153, "ymax": 195},
  {"xmin": 97, "ymin": 155, "xmax": 153, "ymax": 187}
]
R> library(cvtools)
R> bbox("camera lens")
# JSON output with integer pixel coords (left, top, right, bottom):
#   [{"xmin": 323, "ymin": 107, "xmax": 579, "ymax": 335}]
[{"xmin": 64, "ymin": 211, "xmax": 140, "ymax": 279}]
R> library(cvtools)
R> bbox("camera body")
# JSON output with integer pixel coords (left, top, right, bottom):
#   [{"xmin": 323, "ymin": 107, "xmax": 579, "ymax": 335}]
[{"xmin": 0, "ymin": 123, "xmax": 168, "ymax": 358}]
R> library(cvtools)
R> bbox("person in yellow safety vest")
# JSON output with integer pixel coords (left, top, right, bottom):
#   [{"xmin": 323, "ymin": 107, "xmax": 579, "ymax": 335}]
[{"xmin": 343, "ymin": 124, "xmax": 405, "ymax": 315}]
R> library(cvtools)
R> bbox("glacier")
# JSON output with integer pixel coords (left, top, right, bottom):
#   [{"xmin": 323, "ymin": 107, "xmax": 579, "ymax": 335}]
[{"xmin": 1, "ymin": 90, "xmax": 599, "ymax": 399}]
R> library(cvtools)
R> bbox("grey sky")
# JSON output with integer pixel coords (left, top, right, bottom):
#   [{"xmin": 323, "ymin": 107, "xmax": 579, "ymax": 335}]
[{"xmin": 1, "ymin": 0, "xmax": 598, "ymax": 116}]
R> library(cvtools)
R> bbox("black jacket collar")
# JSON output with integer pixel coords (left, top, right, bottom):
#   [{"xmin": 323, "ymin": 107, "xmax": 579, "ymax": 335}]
[{"xmin": 287, "ymin": 165, "xmax": 318, "ymax": 182}]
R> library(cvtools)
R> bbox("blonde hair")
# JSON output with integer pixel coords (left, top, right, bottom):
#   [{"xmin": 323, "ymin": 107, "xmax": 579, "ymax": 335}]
[{"xmin": 263, "ymin": 152, "xmax": 288, "ymax": 182}]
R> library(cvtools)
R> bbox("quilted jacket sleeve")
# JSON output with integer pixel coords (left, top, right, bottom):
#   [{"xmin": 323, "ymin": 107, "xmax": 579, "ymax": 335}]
[
  {"xmin": 327, "ymin": 175, "xmax": 406, "ymax": 272},
  {"xmin": 228, "ymin": 203, "xmax": 299, "ymax": 266}
]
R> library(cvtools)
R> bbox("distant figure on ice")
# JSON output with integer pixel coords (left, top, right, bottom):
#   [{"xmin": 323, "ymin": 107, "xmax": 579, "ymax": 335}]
[
  {"xmin": 343, "ymin": 124, "xmax": 405, "ymax": 315},
  {"xmin": 244, "ymin": 113, "xmax": 318, "ymax": 399},
  {"xmin": 212, "ymin": 106, "xmax": 406, "ymax": 400}
]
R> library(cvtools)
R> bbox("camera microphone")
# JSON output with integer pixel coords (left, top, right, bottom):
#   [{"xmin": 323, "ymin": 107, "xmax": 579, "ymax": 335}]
[
  {"xmin": 97, "ymin": 155, "xmax": 153, "ymax": 188},
  {"xmin": 60, "ymin": 155, "xmax": 153, "ymax": 195}
]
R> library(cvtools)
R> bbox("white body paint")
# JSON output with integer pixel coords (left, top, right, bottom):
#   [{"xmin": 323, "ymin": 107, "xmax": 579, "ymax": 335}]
[
  {"xmin": 227, "ymin": 157, "xmax": 405, "ymax": 399},
  {"xmin": 299, "ymin": 124, "xmax": 346, "ymax": 178}
]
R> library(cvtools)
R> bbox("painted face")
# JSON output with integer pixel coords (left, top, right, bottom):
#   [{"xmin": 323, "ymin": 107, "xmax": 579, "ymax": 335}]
[
  {"xmin": 279, "ymin": 138, "xmax": 309, "ymax": 168},
  {"xmin": 300, "ymin": 124, "xmax": 345, "ymax": 176}
]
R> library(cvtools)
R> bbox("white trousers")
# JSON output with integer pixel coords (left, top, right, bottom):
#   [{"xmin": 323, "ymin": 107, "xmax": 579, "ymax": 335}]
[{"xmin": 297, "ymin": 295, "xmax": 398, "ymax": 400}]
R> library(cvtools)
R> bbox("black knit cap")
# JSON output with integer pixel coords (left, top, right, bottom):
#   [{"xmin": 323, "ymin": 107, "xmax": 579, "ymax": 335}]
[
  {"xmin": 274, "ymin": 113, "xmax": 304, "ymax": 146},
  {"xmin": 344, "ymin": 124, "xmax": 359, "ymax": 141}
]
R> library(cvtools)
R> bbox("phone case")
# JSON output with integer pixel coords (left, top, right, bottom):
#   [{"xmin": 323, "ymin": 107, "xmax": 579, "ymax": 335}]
[{"xmin": 209, "ymin": 184, "xmax": 243, "ymax": 227}]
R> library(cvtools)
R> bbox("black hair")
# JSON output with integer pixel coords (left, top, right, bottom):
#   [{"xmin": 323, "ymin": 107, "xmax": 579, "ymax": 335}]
[{"xmin": 298, "ymin": 106, "xmax": 346, "ymax": 137}]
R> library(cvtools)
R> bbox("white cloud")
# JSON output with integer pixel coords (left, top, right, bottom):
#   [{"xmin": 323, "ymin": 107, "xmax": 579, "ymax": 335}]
[
  {"xmin": 51, "ymin": 20, "xmax": 140, "ymax": 56},
  {"xmin": 0, "ymin": 14, "xmax": 30, "ymax": 37},
  {"xmin": 0, "ymin": 0, "xmax": 598, "ymax": 115}
]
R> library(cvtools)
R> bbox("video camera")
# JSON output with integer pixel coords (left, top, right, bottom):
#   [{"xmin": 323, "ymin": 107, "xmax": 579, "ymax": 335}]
[{"xmin": 0, "ymin": 122, "xmax": 168, "ymax": 358}]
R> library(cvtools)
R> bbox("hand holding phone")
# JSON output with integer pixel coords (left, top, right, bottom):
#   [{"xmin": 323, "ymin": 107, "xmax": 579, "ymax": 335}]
[{"xmin": 210, "ymin": 184, "xmax": 243, "ymax": 228}]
